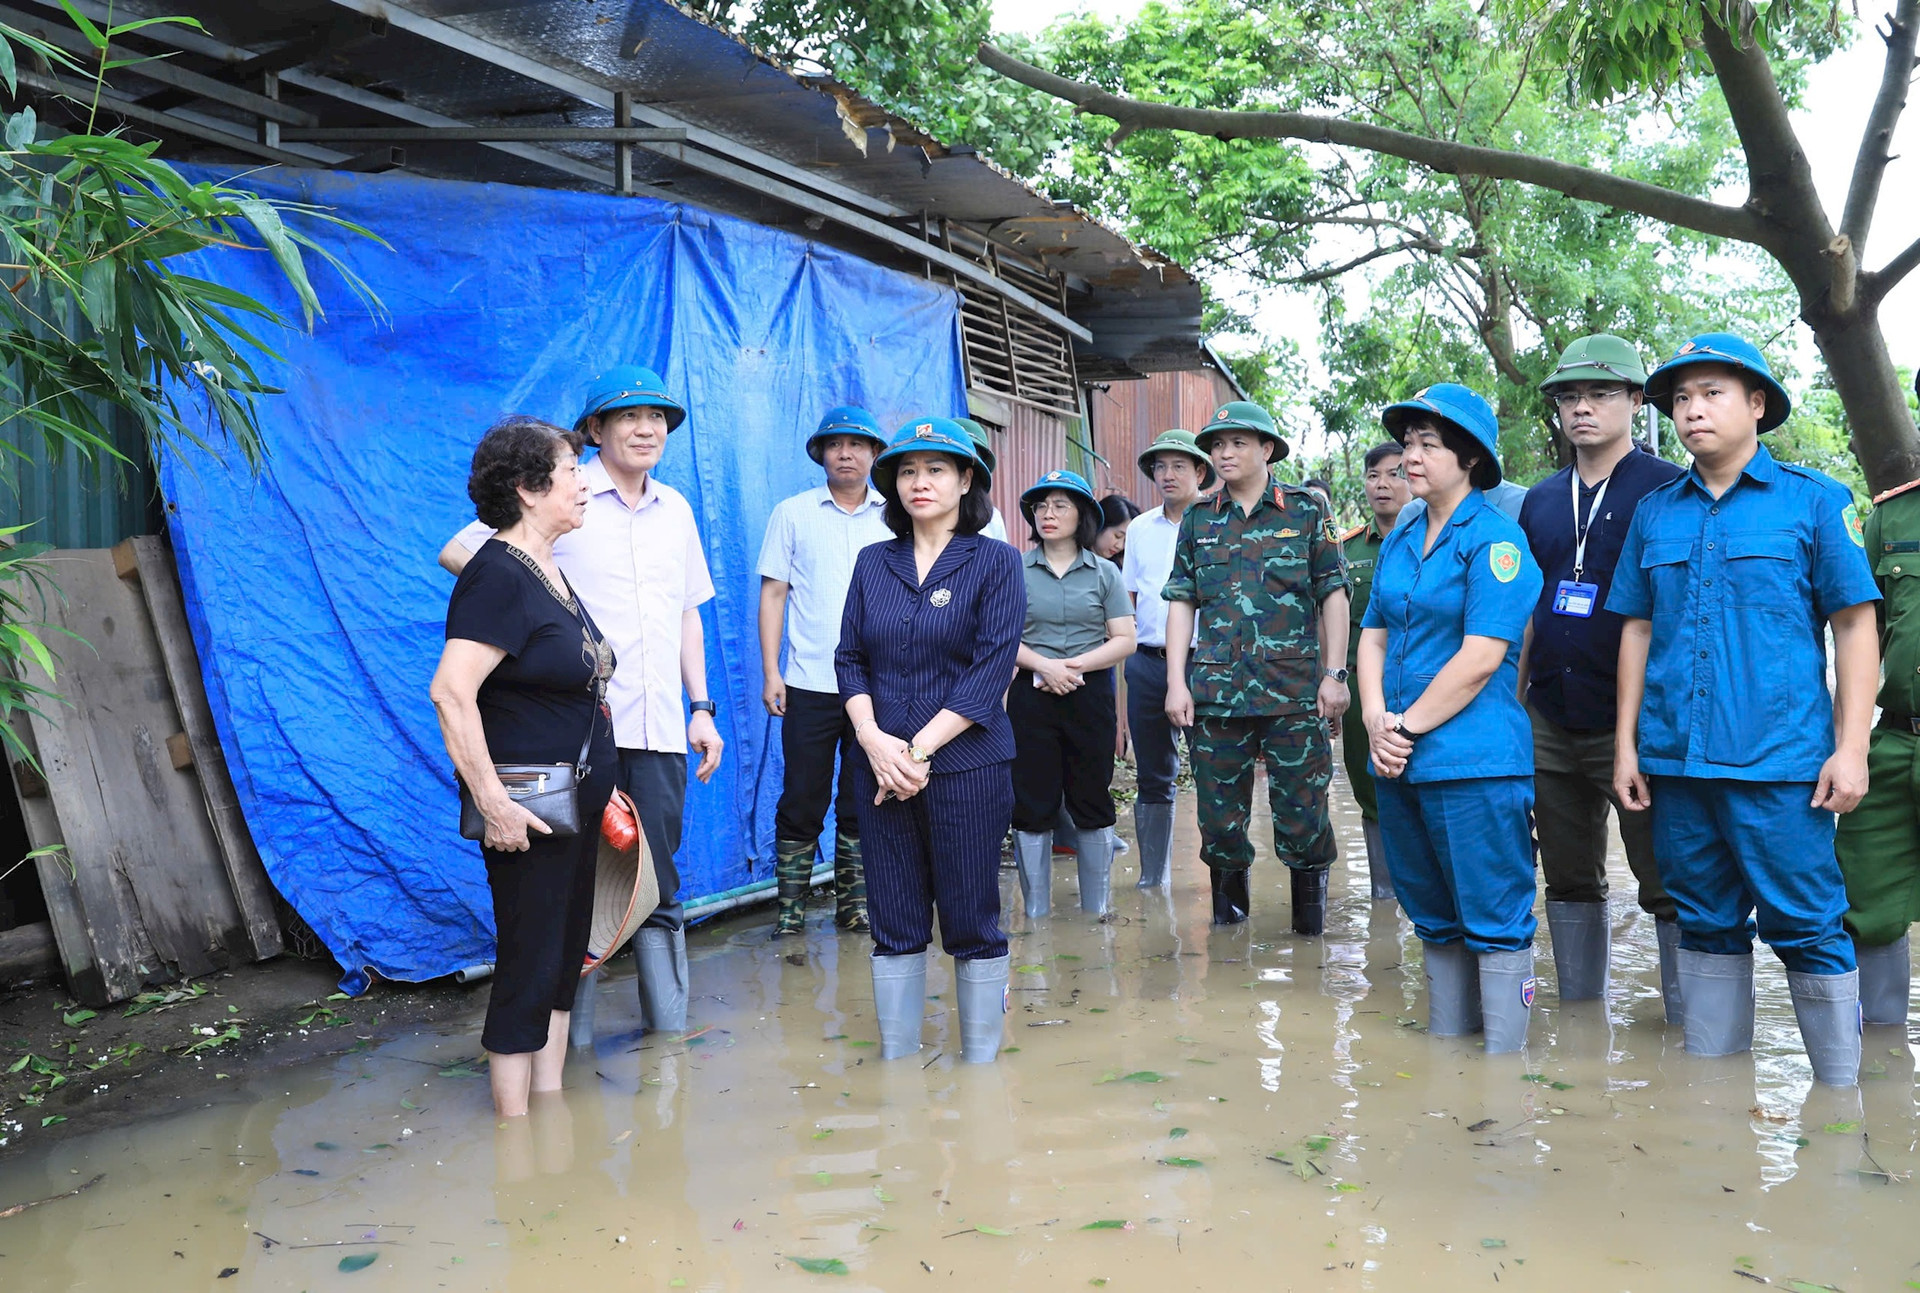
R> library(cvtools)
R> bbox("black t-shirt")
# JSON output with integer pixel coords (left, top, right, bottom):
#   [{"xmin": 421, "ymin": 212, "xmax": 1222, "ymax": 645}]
[{"xmin": 446, "ymin": 540, "xmax": 616, "ymax": 767}]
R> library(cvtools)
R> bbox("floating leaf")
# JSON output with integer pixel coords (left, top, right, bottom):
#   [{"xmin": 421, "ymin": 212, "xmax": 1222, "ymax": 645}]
[
  {"xmin": 1055, "ymin": 954, "xmax": 1081, "ymax": 961},
  {"xmin": 1158, "ymin": 1156, "xmax": 1203, "ymax": 1169},
  {"xmin": 973, "ymin": 1225, "xmax": 1012, "ymax": 1236},
  {"xmin": 1467, "ymin": 1118, "xmax": 1496, "ymax": 1133},
  {"xmin": 873, "ymin": 1185, "xmax": 894, "ymax": 1202},
  {"xmin": 40, "ymin": 1114, "xmax": 65, "ymax": 1127},
  {"xmin": 848, "ymin": 1040, "xmax": 876, "ymax": 1049},
  {"xmin": 1332, "ymin": 1182, "xmax": 1363, "ymax": 1193},
  {"xmin": 813, "ymin": 1171, "xmax": 832, "ymax": 1185},
  {"xmin": 670, "ymin": 1280, "xmax": 687, "ymax": 1288},
  {"xmin": 1821, "ymin": 1121, "xmax": 1862, "ymax": 1135},
  {"xmin": 1393, "ymin": 1071, "xmax": 1412, "ymax": 1079},
  {"xmin": 1168, "ymin": 1127, "xmax": 1189, "ymax": 1139},
  {"xmin": 1090, "ymin": 1281, "xmax": 1109, "ymax": 1288},
  {"xmin": 1088, "ymin": 1007, "xmax": 1108, "ymax": 1013},
  {"xmin": 290, "ymin": 1169, "xmax": 320, "ymax": 1177},
  {"xmin": 1303, "ymin": 1136, "xmax": 1332, "ymax": 1152},
  {"xmin": 786, "ymin": 1256, "xmax": 849, "ymax": 1275},
  {"xmin": 1081, "ymin": 1219, "xmax": 1129, "ymax": 1230},
  {"xmin": 812, "ymin": 1130, "xmax": 834, "ymax": 1140},
  {"xmin": 1014, "ymin": 964, "xmax": 1045, "ymax": 974},
  {"xmin": 1480, "ymin": 1238, "xmax": 1507, "ymax": 1249},
  {"xmin": 400, "ymin": 1098, "xmax": 419, "ymax": 1110},
  {"xmin": 1004, "ymin": 1046, "xmax": 1021, "ymax": 1053},
  {"xmin": 338, "ymin": 1252, "xmax": 378, "ymax": 1272},
  {"xmin": 825, "ymin": 1034, "xmax": 847, "ymax": 1041},
  {"xmin": 1097, "ymin": 1070, "xmax": 1167, "ymax": 1085},
  {"xmin": 314, "ymin": 1141, "xmax": 341, "ymax": 1151}
]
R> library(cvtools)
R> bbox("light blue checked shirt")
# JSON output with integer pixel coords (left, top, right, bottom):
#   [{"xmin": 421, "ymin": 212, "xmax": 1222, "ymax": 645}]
[{"xmin": 757, "ymin": 485, "xmax": 892, "ymax": 693}]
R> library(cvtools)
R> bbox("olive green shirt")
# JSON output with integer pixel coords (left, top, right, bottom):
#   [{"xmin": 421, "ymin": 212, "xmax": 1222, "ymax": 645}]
[
  {"xmin": 1868, "ymin": 486, "xmax": 1920, "ymax": 719},
  {"xmin": 1021, "ymin": 546, "xmax": 1132, "ymax": 660},
  {"xmin": 1341, "ymin": 520, "xmax": 1387, "ymax": 670}
]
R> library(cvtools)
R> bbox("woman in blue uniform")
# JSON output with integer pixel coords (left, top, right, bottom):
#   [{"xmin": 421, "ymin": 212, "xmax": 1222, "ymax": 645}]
[
  {"xmin": 1010, "ymin": 469, "xmax": 1136, "ymax": 919},
  {"xmin": 1356, "ymin": 384, "xmax": 1544, "ymax": 1053},
  {"xmin": 836, "ymin": 418, "xmax": 1025, "ymax": 1063}
]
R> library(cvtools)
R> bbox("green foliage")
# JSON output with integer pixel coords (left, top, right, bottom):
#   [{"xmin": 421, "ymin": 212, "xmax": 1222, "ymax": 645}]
[{"xmin": 0, "ymin": 15, "xmax": 382, "ymax": 771}]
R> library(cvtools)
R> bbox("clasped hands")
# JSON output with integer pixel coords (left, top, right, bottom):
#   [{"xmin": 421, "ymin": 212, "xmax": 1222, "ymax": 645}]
[
  {"xmin": 1364, "ymin": 709, "xmax": 1415, "ymax": 780},
  {"xmin": 860, "ymin": 724, "xmax": 930, "ymax": 804},
  {"xmin": 1030, "ymin": 655, "xmax": 1087, "ymax": 696}
]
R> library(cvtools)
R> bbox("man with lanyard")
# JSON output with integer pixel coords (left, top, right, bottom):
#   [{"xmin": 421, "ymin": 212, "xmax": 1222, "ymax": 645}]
[
  {"xmin": 1517, "ymin": 335, "xmax": 1684, "ymax": 1014},
  {"xmin": 1611, "ymin": 333, "xmax": 1878, "ymax": 1085},
  {"xmin": 1122, "ymin": 428, "xmax": 1214, "ymax": 889},
  {"xmin": 758, "ymin": 407, "xmax": 892, "ymax": 937},
  {"xmin": 1339, "ymin": 441, "xmax": 1411, "ymax": 901},
  {"xmin": 441, "ymin": 364, "xmax": 725, "ymax": 1036},
  {"xmin": 1163, "ymin": 402, "xmax": 1350, "ymax": 933},
  {"xmin": 1833, "ymin": 372, "xmax": 1920, "ymax": 1030}
]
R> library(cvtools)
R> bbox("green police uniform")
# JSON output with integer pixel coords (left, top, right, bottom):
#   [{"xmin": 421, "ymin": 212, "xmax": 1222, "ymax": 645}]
[
  {"xmin": 1339, "ymin": 521, "xmax": 1385, "ymax": 823},
  {"xmin": 1835, "ymin": 482, "xmax": 1920, "ymax": 961},
  {"xmin": 1162, "ymin": 480, "xmax": 1349, "ymax": 877}
]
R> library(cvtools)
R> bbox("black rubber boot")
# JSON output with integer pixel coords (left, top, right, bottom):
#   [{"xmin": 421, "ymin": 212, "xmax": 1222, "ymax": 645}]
[
  {"xmin": 1290, "ymin": 868, "xmax": 1328, "ymax": 936},
  {"xmin": 1210, "ymin": 868, "xmax": 1250, "ymax": 926}
]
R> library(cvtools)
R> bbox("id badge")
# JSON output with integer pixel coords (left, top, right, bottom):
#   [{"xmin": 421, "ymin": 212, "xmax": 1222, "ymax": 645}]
[{"xmin": 1552, "ymin": 579, "xmax": 1599, "ymax": 618}]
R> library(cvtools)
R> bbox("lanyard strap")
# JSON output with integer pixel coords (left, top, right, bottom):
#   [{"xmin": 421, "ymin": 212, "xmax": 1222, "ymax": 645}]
[{"xmin": 1570, "ymin": 469, "xmax": 1613, "ymax": 582}]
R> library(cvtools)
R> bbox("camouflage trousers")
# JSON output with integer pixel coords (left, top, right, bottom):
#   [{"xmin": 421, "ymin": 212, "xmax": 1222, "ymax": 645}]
[{"xmin": 1190, "ymin": 712, "xmax": 1334, "ymax": 873}]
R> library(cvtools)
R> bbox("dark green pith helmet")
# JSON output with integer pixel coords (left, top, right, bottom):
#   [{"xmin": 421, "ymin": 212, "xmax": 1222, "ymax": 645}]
[
  {"xmin": 1541, "ymin": 334, "xmax": 1649, "ymax": 391},
  {"xmin": 1196, "ymin": 400, "xmax": 1287, "ymax": 461}
]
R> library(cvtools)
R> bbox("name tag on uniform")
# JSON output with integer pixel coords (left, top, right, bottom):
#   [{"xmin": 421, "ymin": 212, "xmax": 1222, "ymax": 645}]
[{"xmin": 1552, "ymin": 579, "xmax": 1599, "ymax": 618}]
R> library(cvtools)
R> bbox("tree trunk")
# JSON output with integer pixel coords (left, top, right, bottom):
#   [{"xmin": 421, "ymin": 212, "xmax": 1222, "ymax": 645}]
[{"xmin": 1805, "ymin": 304, "xmax": 1920, "ymax": 494}]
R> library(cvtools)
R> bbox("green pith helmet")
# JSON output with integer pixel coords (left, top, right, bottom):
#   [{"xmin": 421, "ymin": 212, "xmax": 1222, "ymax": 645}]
[
  {"xmin": 1136, "ymin": 428, "xmax": 1217, "ymax": 490},
  {"xmin": 954, "ymin": 417, "xmax": 997, "ymax": 475},
  {"xmin": 1196, "ymin": 400, "xmax": 1287, "ymax": 461},
  {"xmin": 1541, "ymin": 334, "xmax": 1650, "ymax": 392}
]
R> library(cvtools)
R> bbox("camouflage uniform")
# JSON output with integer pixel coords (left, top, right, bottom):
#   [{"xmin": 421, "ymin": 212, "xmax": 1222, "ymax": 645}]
[
  {"xmin": 1339, "ymin": 522, "xmax": 1386, "ymax": 823},
  {"xmin": 1162, "ymin": 482, "xmax": 1349, "ymax": 874}
]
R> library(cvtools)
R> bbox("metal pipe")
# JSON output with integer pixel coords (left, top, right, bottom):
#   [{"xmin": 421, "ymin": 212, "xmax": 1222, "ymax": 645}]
[
  {"xmin": 280, "ymin": 125, "xmax": 688, "ymax": 144},
  {"xmin": 684, "ymin": 862, "xmax": 833, "ymax": 921}
]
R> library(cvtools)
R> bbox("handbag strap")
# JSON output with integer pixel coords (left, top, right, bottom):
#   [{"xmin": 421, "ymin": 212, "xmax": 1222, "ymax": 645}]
[{"xmin": 562, "ymin": 570, "xmax": 608, "ymax": 779}]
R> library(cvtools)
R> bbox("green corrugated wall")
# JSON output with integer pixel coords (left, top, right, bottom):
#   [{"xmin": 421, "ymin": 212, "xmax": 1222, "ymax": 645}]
[{"xmin": 0, "ymin": 404, "xmax": 160, "ymax": 549}]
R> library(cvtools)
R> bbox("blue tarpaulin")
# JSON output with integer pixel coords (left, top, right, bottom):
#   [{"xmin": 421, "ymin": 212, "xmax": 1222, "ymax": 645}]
[{"xmin": 157, "ymin": 166, "xmax": 966, "ymax": 988}]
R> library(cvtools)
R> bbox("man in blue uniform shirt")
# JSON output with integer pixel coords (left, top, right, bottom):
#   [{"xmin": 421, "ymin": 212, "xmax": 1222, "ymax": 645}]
[
  {"xmin": 1610, "ymin": 333, "xmax": 1879, "ymax": 1086},
  {"xmin": 1518, "ymin": 335, "xmax": 1684, "ymax": 1015}
]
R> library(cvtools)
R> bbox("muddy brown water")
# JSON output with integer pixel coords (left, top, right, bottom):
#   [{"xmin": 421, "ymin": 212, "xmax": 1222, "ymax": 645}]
[{"xmin": 1, "ymin": 772, "xmax": 1914, "ymax": 1291}]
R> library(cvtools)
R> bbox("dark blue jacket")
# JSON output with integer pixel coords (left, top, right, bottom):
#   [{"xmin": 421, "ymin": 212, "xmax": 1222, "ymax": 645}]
[{"xmin": 836, "ymin": 534, "xmax": 1025, "ymax": 771}]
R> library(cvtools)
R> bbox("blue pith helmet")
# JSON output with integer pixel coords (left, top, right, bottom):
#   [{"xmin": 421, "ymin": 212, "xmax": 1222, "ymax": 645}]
[
  {"xmin": 871, "ymin": 416, "xmax": 989, "ymax": 498},
  {"xmin": 576, "ymin": 364, "xmax": 686, "ymax": 432},
  {"xmin": 1019, "ymin": 468, "xmax": 1099, "ymax": 528},
  {"xmin": 1380, "ymin": 383, "xmax": 1504, "ymax": 486},
  {"xmin": 1643, "ymin": 332, "xmax": 1791, "ymax": 433},
  {"xmin": 807, "ymin": 405, "xmax": 887, "ymax": 464}
]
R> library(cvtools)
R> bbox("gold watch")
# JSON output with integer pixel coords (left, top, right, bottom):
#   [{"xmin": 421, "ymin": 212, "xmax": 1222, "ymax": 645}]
[{"xmin": 908, "ymin": 744, "xmax": 933, "ymax": 764}]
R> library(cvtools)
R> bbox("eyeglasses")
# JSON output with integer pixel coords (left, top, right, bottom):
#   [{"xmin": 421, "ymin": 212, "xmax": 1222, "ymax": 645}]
[
  {"xmin": 1550, "ymin": 386, "xmax": 1631, "ymax": 410},
  {"xmin": 1031, "ymin": 498, "xmax": 1079, "ymax": 515}
]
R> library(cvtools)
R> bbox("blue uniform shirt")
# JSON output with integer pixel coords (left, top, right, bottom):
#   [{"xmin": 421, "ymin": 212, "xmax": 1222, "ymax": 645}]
[
  {"xmin": 1518, "ymin": 448, "xmax": 1685, "ymax": 731},
  {"xmin": 835, "ymin": 534, "xmax": 1026, "ymax": 773},
  {"xmin": 1606, "ymin": 444, "xmax": 1878, "ymax": 782},
  {"xmin": 1363, "ymin": 489, "xmax": 1543, "ymax": 782}
]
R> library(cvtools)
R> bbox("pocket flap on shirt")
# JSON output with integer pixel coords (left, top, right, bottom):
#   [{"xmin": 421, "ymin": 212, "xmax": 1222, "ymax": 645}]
[
  {"xmin": 1194, "ymin": 548, "xmax": 1230, "ymax": 567},
  {"xmin": 1639, "ymin": 539, "xmax": 1693, "ymax": 567},
  {"xmin": 1724, "ymin": 532, "xmax": 1798, "ymax": 561}
]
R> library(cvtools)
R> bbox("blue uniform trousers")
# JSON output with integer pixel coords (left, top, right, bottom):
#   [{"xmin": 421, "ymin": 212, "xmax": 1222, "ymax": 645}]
[
  {"xmin": 854, "ymin": 760, "xmax": 1012, "ymax": 961},
  {"xmin": 1125, "ymin": 649, "xmax": 1183, "ymax": 804},
  {"xmin": 1649, "ymin": 776, "xmax": 1853, "ymax": 975},
  {"xmin": 1375, "ymin": 775, "xmax": 1536, "ymax": 952}
]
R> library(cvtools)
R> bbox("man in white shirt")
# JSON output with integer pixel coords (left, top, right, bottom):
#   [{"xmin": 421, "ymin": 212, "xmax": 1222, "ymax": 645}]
[
  {"xmin": 439, "ymin": 364, "xmax": 722, "ymax": 1035},
  {"xmin": 757, "ymin": 407, "xmax": 892, "ymax": 936},
  {"xmin": 957, "ymin": 418, "xmax": 1011, "ymax": 542},
  {"xmin": 1121, "ymin": 429, "xmax": 1213, "ymax": 888}
]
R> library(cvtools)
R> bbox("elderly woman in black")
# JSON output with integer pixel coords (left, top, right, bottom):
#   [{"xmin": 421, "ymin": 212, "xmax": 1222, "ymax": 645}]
[
  {"xmin": 837, "ymin": 417, "xmax": 1025, "ymax": 1064},
  {"xmin": 430, "ymin": 417, "xmax": 616, "ymax": 1117}
]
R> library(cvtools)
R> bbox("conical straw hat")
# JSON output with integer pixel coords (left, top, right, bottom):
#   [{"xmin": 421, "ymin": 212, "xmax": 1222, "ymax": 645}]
[{"xmin": 583, "ymin": 789, "xmax": 657, "ymax": 974}]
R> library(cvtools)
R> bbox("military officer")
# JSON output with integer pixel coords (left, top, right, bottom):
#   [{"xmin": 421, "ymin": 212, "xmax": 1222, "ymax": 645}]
[
  {"xmin": 1340, "ymin": 441, "xmax": 1410, "ymax": 901},
  {"xmin": 1162, "ymin": 401, "xmax": 1350, "ymax": 933},
  {"xmin": 1611, "ymin": 333, "xmax": 1879, "ymax": 1086},
  {"xmin": 1832, "ymin": 379, "xmax": 1920, "ymax": 1029}
]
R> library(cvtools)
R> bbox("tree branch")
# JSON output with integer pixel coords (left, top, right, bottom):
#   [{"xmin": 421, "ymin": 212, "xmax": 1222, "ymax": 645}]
[
  {"xmin": 1864, "ymin": 231, "xmax": 1920, "ymax": 301},
  {"xmin": 1840, "ymin": 0, "xmax": 1920, "ymax": 255},
  {"xmin": 1284, "ymin": 240, "xmax": 1434, "ymax": 284},
  {"xmin": 977, "ymin": 41, "xmax": 1766, "ymax": 245}
]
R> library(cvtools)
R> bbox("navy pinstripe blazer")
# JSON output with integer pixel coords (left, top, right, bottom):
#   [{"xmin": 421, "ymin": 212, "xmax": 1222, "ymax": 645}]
[{"xmin": 835, "ymin": 534, "xmax": 1025, "ymax": 772}]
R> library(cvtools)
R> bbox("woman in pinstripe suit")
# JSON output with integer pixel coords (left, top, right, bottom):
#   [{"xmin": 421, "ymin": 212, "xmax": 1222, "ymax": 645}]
[{"xmin": 835, "ymin": 417, "xmax": 1026, "ymax": 1063}]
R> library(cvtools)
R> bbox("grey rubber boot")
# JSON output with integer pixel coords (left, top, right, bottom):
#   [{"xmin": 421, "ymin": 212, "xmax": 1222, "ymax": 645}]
[
  {"xmin": 1052, "ymin": 803, "xmax": 1078, "ymax": 855},
  {"xmin": 1076, "ymin": 826, "xmax": 1115, "ymax": 915},
  {"xmin": 1856, "ymin": 933, "xmax": 1911, "ymax": 1027},
  {"xmin": 1788, "ymin": 969, "xmax": 1862, "ymax": 1087},
  {"xmin": 1361, "ymin": 819, "xmax": 1394, "ymax": 901},
  {"xmin": 1477, "ymin": 947, "xmax": 1537, "ymax": 1054},
  {"xmin": 871, "ymin": 951, "xmax": 927, "ymax": 1059},
  {"xmin": 635, "ymin": 926, "xmax": 689, "ymax": 1034},
  {"xmin": 568, "ymin": 967, "xmax": 599, "ymax": 1048},
  {"xmin": 1545, "ymin": 900, "xmax": 1609, "ymax": 1001},
  {"xmin": 1134, "ymin": 801, "xmax": 1174, "ymax": 889},
  {"xmin": 1014, "ymin": 831, "xmax": 1052, "ymax": 919},
  {"xmin": 1656, "ymin": 919, "xmax": 1685, "ymax": 1027},
  {"xmin": 1423, "ymin": 940, "xmax": 1484, "ymax": 1037},
  {"xmin": 954, "ymin": 955, "xmax": 1010, "ymax": 1063},
  {"xmin": 1676, "ymin": 948, "xmax": 1754, "ymax": 1057}
]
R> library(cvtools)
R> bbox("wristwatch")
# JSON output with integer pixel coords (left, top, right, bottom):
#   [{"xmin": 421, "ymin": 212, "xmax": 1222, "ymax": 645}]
[
  {"xmin": 909, "ymin": 744, "xmax": 933, "ymax": 764},
  {"xmin": 1392, "ymin": 717, "xmax": 1419, "ymax": 741},
  {"xmin": 1325, "ymin": 668, "xmax": 1350, "ymax": 683},
  {"xmin": 690, "ymin": 700, "xmax": 717, "ymax": 716}
]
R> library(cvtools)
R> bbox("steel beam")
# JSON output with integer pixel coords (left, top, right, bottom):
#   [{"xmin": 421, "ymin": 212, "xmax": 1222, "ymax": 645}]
[
  {"xmin": 279, "ymin": 125, "xmax": 688, "ymax": 144},
  {"xmin": 10, "ymin": 69, "xmax": 348, "ymax": 168}
]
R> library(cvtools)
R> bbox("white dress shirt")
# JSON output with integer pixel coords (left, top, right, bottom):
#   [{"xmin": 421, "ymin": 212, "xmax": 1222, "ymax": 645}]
[
  {"xmin": 455, "ymin": 455, "xmax": 713, "ymax": 752},
  {"xmin": 756, "ymin": 485, "xmax": 891, "ymax": 693},
  {"xmin": 1122, "ymin": 505, "xmax": 1191, "ymax": 649}
]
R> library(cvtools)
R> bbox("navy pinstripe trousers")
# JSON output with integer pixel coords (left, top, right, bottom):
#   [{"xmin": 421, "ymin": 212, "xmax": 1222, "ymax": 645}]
[{"xmin": 854, "ymin": 759, "xmax": 1012, "ymax": 960}]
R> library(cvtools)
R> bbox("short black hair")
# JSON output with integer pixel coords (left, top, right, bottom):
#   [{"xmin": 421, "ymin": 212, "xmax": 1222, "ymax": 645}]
[
  {"xmin": 880, "ymin": 457, "xmax": 994, "ymax": 538},
  {"xmin": 1305, "ymin": 477, "xmax": 1332, "ymax": 495},
  {"xmin": 1097, "ymin": 493, "xmax": 1140, "ymax": 530},
  {"xmin": 467, "ymin": 416, "xmax": 583, "ymax": 530},
  {"xmin": 1399, "ymin": 415, "xmax": 1499, "ymax": 491},
  {"xmin": 1024, "ymin": 490, "xmax": 1101, "ymax": 549},
  {"xmin": 1363, "ymin": 441, "xmax": 1403, "ymax": 472}
]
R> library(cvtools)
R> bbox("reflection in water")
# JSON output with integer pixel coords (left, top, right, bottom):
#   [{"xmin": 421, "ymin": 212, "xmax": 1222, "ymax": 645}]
[{"xmin": 2, "ymin": 767, "xmax": 1916, "ymax": 1290}]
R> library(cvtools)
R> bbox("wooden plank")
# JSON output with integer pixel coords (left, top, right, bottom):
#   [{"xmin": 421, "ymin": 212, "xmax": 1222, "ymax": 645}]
[
  {"xmin": 127, "ymin": 536, "xmax": 282, "ymax": 961},
  {"xmin": 3, "ymin": 708, "xmax": 100, "ymax": 1000},
  {"xmin": 18, "ymin": 549, "xmax": 253, "ymax": 1002}
]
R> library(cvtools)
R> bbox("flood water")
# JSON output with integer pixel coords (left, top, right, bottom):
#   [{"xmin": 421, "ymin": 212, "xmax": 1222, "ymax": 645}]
[{"xmin": 2, "ymin": 771, "xmax": 1915, "ymax": 1291}]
